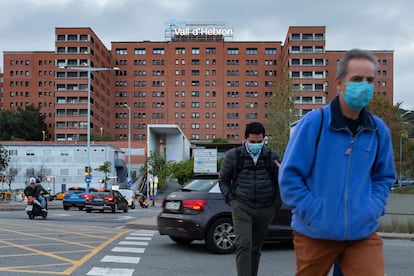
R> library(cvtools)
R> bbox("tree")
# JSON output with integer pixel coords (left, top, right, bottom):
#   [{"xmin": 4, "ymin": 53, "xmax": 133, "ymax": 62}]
[
  {"xmin": 367, "ymin": 95, "xmax": 414, "ymax": 178},
  {"xmin": 0, "ymin": 144, "xmax": 10, "ymax": 177},
  {"xmin": 212, "ymin": 138, "xmax": 228, "ymax": 143},
  {"xmin": 95, "ymin": 161, "xmax": 112, "ymax": 189},
  {"xmin": 0, "ymin": 110, "xmax": 16, "ymax": 140},
  {"xmin": 265, "ymin": 72, "xmax": 301, "ymax": 158},
  {"xmin": 0, "ymin": 104, "xmax": 45, "ymax": 141},
  {"xmin": 170, "ymin": 159, "xmax": 194, "ymax": 185}
]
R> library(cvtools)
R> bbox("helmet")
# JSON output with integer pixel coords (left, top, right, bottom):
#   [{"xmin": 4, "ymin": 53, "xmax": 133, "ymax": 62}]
[{"xmin": 29, "ymin": 177, "xmax": 36, "ymax": 184}]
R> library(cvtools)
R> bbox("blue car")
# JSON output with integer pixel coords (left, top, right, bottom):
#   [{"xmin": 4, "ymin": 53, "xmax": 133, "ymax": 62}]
[{"xmin": 63, "ymin": 187, "xmax": 97, "ymax": 210}]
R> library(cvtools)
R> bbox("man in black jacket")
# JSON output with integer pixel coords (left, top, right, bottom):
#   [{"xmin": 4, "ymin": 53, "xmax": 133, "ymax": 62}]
[
  {"xmin": 219, "ymin": 122, "xmax": 281, "ymax": 276},
  {"xmin": 24, "ymin": 177, "xmax": 48, "ymax": 211}
]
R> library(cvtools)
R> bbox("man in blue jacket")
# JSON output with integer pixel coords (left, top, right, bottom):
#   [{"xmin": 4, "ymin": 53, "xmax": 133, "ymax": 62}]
[{"xmin": 279, "ymin": 49, "xmax": 396, "ymax": 276}]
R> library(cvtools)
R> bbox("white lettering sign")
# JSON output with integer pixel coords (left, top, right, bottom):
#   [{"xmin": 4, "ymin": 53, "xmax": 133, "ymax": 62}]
[{"xmin": 173, "ymin": 27, "xmax": 233, "ymax": 37}]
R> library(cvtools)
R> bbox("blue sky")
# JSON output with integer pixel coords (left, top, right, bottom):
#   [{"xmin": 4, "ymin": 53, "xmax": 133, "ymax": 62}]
[{"xmin": 1, "ymin": 0, "xmax": 413, "ymax": 109}]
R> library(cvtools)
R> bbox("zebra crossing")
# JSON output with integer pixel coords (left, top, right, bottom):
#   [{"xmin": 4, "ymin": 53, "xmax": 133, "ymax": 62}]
[{"xmin": 86, "ymin": 230, "xmax": 156, "ymax": 276}]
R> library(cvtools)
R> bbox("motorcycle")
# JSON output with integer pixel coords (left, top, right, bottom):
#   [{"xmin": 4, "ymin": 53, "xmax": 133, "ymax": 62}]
[
  {"xmin": 137, "ymin": 192, "xmax": 149, "ymax": 208},
  {"xmin": 26, "ymin": 195, "xmax": 48, "ymax": 219}
]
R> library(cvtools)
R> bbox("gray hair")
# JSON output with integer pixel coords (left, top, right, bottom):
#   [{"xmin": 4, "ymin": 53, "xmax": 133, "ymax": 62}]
[{"xmin": 336, "ymin": 49, "xmax": 379, "ymax": 81}]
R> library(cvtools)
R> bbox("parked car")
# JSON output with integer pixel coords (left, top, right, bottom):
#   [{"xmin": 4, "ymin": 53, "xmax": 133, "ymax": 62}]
[
  {"xmin": 157, "ymin": 174, "xmax": 292, "ymax": 254},
  {"xmin": 118, "ymin": 189, "xmax": 136, "ymax": 209},
  {"xmin": 84, "ymin": 189, "xmax": 129, "ymax": 213},
  {"xmin": 62, "ymin": 187, "xmax": 97, "ymax": 210}
]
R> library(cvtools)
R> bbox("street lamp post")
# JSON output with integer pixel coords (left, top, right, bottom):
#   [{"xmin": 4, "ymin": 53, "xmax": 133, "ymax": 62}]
[
  {"xmin": 399, "ymin": 111, "xmax": 412, "ymax": 188},
  {"xmin": 60, "ymin": 66, "xmax": 119, "ymax": 190},
  {"xmin": 123, "ymin": 104, "xmax": 131, "ymax": 184}
]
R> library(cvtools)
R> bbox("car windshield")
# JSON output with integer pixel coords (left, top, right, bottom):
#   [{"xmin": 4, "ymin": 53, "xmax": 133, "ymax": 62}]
[
  {"xmin": 119, "ymin": 190, "xmax": 133, "ymax": 197},
  {"xmin": 182, "ymin": 179, "xmax": 217, "ymax": 192},
  {"xmin": 67, "ymin": 187, "xmax": 86, "ymax": 194}
]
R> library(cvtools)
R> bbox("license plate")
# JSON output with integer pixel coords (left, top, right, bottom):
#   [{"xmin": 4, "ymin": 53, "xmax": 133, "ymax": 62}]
[
  {"xmin": 165, "ymin": 201, "xmax": 180, "ymax": 210},
  {"xmin": 94, "ymin": 198, "xmax": 103, "ymax": 202},
  {"xmin": 25, "ymin": 205, "xmax": 33, "ymax": 211}
]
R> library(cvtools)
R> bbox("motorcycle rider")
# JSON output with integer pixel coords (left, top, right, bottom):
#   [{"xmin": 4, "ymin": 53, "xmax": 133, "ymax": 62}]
[{"xmin": 24, "ymin": 177, "xmax": 48, "ymax": 211}]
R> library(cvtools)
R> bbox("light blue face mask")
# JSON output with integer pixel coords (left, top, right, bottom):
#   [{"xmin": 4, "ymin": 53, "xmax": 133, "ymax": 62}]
[
  {"xmin": 343, "ymin": 81, "xmax": 374, "ymax": 110},
  {"xmin": 246, "ymin": 142, "xmax": 263, "ymax": 154}
]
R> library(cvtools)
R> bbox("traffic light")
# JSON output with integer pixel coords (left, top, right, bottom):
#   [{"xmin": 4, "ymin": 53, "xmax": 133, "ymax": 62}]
[{"xmin": 84, "ymin": 166, "xmax": 91, "ymax": 177}]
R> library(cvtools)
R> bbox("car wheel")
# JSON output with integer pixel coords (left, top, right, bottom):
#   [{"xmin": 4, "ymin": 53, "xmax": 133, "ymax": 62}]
[
  {"xmin": 78, "ymin": 207, "xmax": 84, "ymax": 211},
  {"xmin": 86, "ymin": 209, "xmax": 91, "ymax": 213},
  {"xmin": 169, "ymin": 236, "xmax": 193, "ymax": 244},
  {"xmin": 123, "ymin": 207, "xmax": 128, "ymax": 213},
  {"xmin": 206, "ymin": 217, "xmax": 236, "ymax": 254},
  {"xmin": 63, "ymin": 206, "xmax": 69, "ymax": 210}
]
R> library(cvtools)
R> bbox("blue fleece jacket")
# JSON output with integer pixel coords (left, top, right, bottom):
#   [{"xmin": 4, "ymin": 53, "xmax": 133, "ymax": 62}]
[{"xmin": 279, "ymin": 97, "xmax": 396, "ymax": 240}]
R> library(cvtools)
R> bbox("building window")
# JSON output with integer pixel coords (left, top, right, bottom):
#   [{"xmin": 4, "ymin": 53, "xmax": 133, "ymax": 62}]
[
  {"xmin": 175, "ymin": 48, "xmax": 185, "ymax": 54},
  {"xmin": 191, "ymin": 48, "xmax": 200, "ymax": 54},
  {"xmin": 116, "ymin": 48, "xmax": 128, "ymax": 55},
  {"xmin": 227, "ymin": 48, "xmax": 239, "ymax": 55},
  {"xmin": 153, "ymin": 48, "xmax": 165, "ymax": 55},
  {"xmin": 246, "ymin": 48, "xmax": 258, "ymax": 55},
  {"xmin": 206, "ymin": 48, "xmax": 216, "ymax": 54},
  {"xmin": 265, "ymin": 48, "xmax": 277, "ymax": 55}
]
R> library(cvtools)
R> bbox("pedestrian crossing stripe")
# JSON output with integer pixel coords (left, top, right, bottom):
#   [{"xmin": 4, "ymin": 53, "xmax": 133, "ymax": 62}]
[
  {"xmin": 111, "ymin": 247, "xmax": 145, "ymax": 254},
  {"xmin": 87, "ymin": 266, "xmax": 134, "ymax": 276},
  {"xmin": 100, "ymin": 255, "xmax": 140, "ymax": 264},
  {"xmin": 118, "ymin": 241, "xmax": 149, "ymax": 246}
]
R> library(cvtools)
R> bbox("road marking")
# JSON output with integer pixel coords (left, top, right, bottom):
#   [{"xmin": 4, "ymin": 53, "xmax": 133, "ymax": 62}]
[
  {"xmin": 115, "ymin": 216, "xmax": 135, "ymax": 221},
  {"xmin": 100, "ymin": 255, "xmax": 140, "ymax": 264},
  {"xmin": 118, "ymin": 241, "xmax": 149, "ymax": 246},
  {"xmin": 87, "ymin": 267, "xmax": 134, "ymax": 276},
  {"xmin": 130, "ymin": 230, "xmax": 156, "ymax": 236},
  {"xmin": 111, "ymin": 247, "xmax": 145, "ymax": 254},
  {"xmin": 63, "ymin": 231, "xmax": 129, "ymax": 275},
  {"xmin": 125, "ymin": 236, "xmax": 152, "ymax": 241}
]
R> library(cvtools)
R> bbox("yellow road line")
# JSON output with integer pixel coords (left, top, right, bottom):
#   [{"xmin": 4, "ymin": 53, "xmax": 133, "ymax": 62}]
[
  {"xmin": 0, "ymin": 238, "xmax": 77, "ymax": 264},
  {"xmin": 0, "ymin": 240, "xmax": 106, "ymax": 248},
  {"xmin": 0, "ymin": 228, "xmax": 99, "ymax": 249},
  {"xmin": 0, "ymin": 228, "xmax": 131, "ymax": 275},
  {"xmin": 0, "ymin": 263, "xmax": 70, "ymax": 275},
  {"xmin": 0, "ymin": 249, "xmax": 91, "ymax": 258},
  {"xmin": 63, "ymin": 230, "xmax": 129, "ymax": 275}
]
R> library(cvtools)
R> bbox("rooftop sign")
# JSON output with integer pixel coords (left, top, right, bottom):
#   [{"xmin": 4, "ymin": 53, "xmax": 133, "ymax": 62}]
[{"xmin": 165, "ymin": 19, "xmax": 234, "ymax": 41}]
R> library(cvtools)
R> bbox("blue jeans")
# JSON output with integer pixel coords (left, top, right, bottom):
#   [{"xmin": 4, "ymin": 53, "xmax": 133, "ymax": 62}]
[{"xmin": 38, "ymin": 195, "xmax": 46, "ymax": 208}]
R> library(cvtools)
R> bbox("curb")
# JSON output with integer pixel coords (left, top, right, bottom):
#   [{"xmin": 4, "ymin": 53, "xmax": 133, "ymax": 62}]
[{"xmin": 123, "ymin": 217, "xmax": 158, "ymax": 230}]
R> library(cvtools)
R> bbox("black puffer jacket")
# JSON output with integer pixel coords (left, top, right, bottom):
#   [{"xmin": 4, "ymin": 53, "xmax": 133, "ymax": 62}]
[{"xmin": 219, "ymin": 145, "xmax": 281, "ymax": 209}]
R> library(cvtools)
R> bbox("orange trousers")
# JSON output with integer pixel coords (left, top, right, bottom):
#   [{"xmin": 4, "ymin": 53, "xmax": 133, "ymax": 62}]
[{"xmin": 293, "ymin": 231, "xmax": 384, "ymax": 276}]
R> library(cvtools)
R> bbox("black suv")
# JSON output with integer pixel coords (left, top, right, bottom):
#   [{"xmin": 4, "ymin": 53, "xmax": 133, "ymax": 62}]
[{"xmin": 157, "ymin": 174, "xmax": 292, "ymax": 254}]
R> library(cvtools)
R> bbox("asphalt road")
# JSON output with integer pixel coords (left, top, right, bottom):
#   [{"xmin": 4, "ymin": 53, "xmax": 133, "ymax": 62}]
[{"xmin": 1, "ymin": 201, "xmax": 414, "ymax": 276}]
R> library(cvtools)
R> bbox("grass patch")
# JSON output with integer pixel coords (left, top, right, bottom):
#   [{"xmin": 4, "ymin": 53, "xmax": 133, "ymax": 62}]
[{"xmin": 390, "ymin": 186, "xmax": 414, "ymax": 194}]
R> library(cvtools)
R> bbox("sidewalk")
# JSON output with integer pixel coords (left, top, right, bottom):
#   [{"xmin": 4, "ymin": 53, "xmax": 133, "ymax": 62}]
[{"xmin": 1, "ymin": 200, "xmax": 413, "ymax": 240}]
